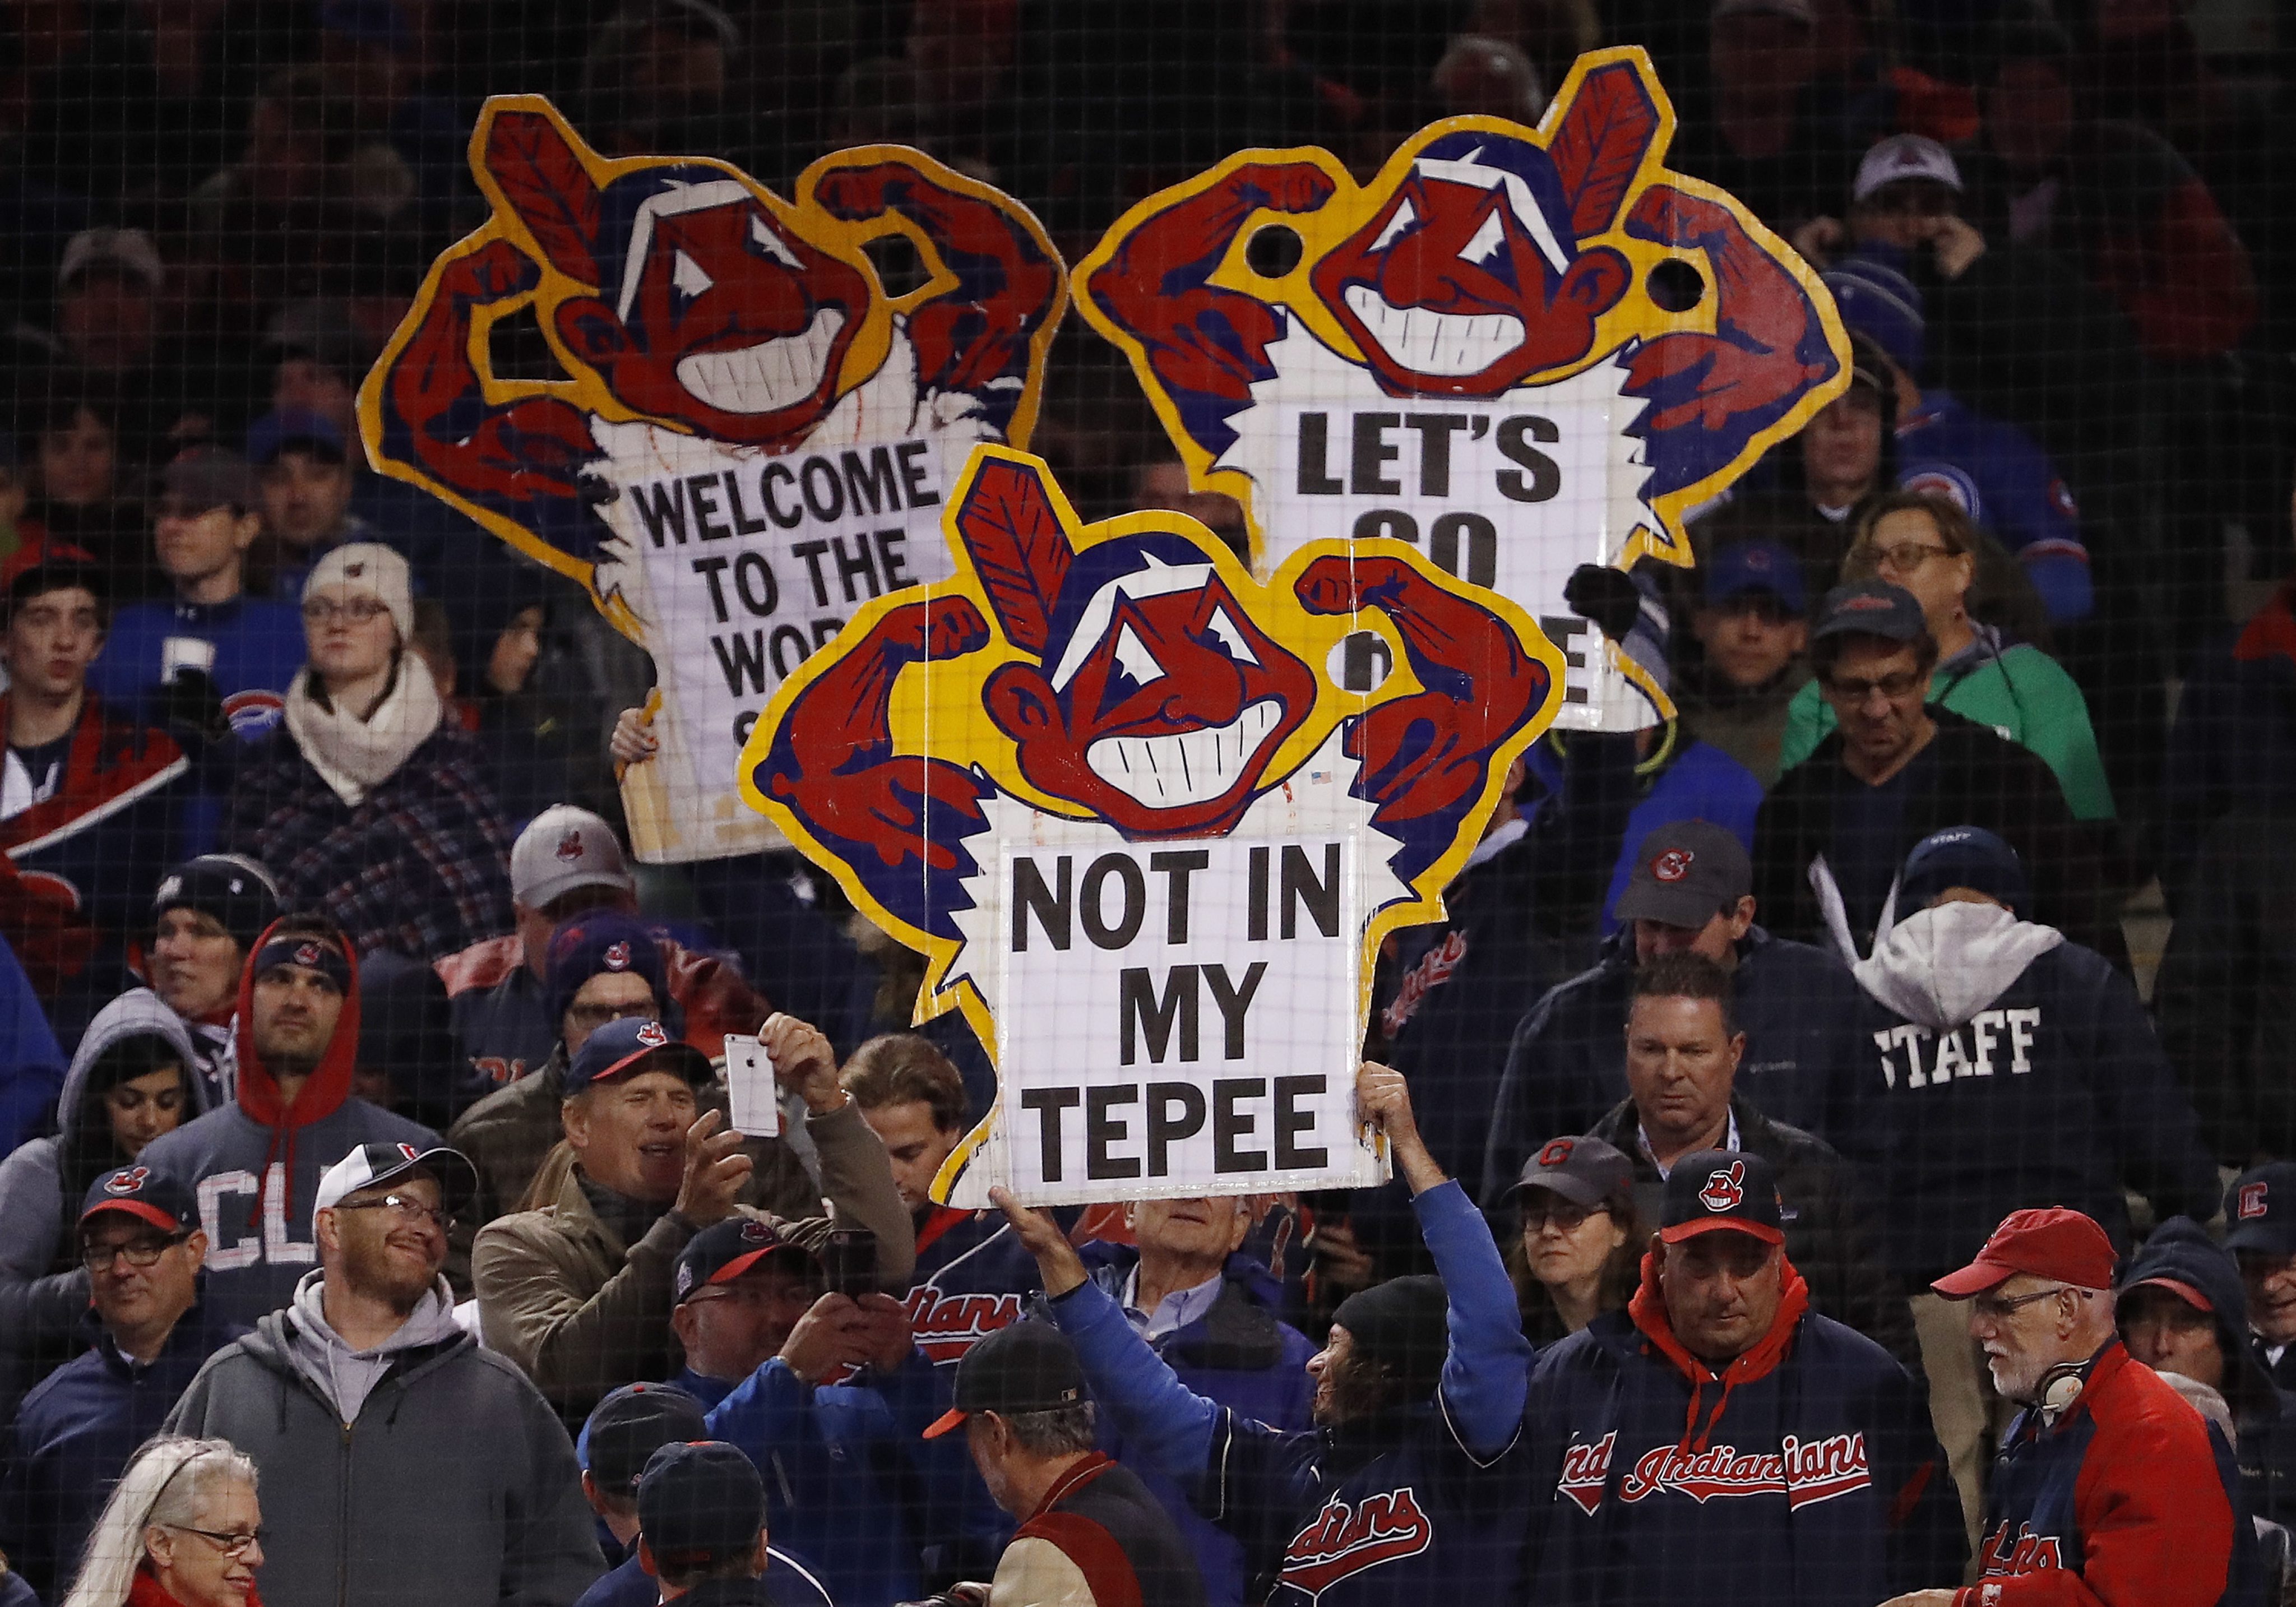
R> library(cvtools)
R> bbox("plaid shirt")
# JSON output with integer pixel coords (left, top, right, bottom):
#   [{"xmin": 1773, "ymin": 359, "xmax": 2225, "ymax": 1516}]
[{"xmin": 221, "ymin": 724, "xmax": 515, "ymax": 959}]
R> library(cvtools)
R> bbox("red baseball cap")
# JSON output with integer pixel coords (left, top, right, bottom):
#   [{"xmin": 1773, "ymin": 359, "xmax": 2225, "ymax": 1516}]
[
  {"xmin": 1932, "ymin": 1207, "xmax": 2117, "ymax": 1298},
  {"xmin": 2118, "ymin": 1276, "xmax": 2213, "ymax": 1315}
]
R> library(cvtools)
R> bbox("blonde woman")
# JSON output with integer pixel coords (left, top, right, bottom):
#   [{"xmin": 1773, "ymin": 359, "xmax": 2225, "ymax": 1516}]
[{"xmin": 63, "ymin": 1438, "xmax": 262, "ymax": 1607}]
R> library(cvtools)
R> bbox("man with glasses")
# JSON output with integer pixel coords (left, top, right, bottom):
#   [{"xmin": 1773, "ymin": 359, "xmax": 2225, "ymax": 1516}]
[
  {"xmin": 165, "ymin": 1141, "xmax": 603, "ymax": 1607},
  {"xmin": 1752, "ymin": 580, "xmax": 2090, "ymax": 955},
  {"xmin": 0, "ymin": 1165, "xmax": 242, "ymax": 1602},
  {"xmin": 1886, "ymin": 1207, "xmax": 2259, "ymax": 1607}
]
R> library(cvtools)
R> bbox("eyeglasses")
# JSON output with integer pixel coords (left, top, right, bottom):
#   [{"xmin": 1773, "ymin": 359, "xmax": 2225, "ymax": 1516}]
[
  {"xmin": 1971, "ymin": 1285, "xmax": 2076, "ymax": 1321},
  {"xmin": 1861, "ymin": 541, "xmax": 1959, "ymax": 576},
  {"xmin": 329, "ymin": 1192, "xmax": 446, "ymax": 1229},
  {"xmin": 1522, "ymin": 1200, "xmax": 1609, "ymax": 1234},
  {"xmin": 1824, "ymin": 670, "xmax": 1924, "ymax": 702},
  {"xmin": 165, "ymin": 1525, "xmax": 264, "ymax": 1559},
  {"xmin": 566, "ymin": 999, "xmax": 657, "ymax": 1030},
  {"xmin": 81, "ymin": 1233, "xmax": 189, "ymax": 1272},
  {"xmin": 300, "ymin": 598, "xmax": 390, "ymax": 626}
]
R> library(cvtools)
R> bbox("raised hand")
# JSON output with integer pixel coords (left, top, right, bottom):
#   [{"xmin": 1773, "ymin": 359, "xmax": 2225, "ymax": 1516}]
[
  {"xmin": 673, "ymin": 1109, "xmax": 754, "ymax": 1228},
  {"xmin": 989, "ymin": 1185, "xmax": 1087, "ymax": 1296}
]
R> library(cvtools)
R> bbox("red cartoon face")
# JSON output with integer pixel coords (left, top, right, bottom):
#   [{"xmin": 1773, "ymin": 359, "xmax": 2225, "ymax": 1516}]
[
  {"xmin": 1309, "ymin": 170, "xmax": 1630, "ymax": 395},
  {"xmin": 555, "ymin": 182, "xmax": 872, "ymax": 447},
  {"xmin": 984, "ymin": 549, "xmax": 1317, "ymax": 837},
  {"xmin": 1699, "ymin": 1161, "xmax": 1745, "ymax": 1213}
]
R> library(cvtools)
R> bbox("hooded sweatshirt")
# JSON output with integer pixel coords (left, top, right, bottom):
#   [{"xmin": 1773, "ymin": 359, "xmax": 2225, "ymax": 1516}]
[
  {"xmin": 1850, "ymin": 901, "xmax": 2219, "ymax": 1281},
  {"xmin": 283, "ymin": 1268, "xmax": 464, "ymax": 1424},
  {"xmin": 136, "ymin": 920, "xmax": 437, "ymax": 1328},
  {"xmin": 1522, "ymin": 1251, "xmax": 1965, "ymax": 1605},
  {"xmin": 0, "ymin": 989, "xmax": 208, "ymax": 1363}
]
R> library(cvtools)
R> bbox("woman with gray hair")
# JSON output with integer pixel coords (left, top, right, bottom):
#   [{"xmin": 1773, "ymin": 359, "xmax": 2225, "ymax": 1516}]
[{"xmin": 62, "ymin": 1438, "xmax": 262, "ymax": 1607}]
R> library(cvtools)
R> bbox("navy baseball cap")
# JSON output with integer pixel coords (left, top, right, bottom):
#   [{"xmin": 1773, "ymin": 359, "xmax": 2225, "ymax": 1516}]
[
  {"xmin": 2228, "ymin": 1164, "xmax": 2296, "ymax": 1257},
  {"xmin": 563, "ymin": 1016, "xmax": 712, "ymax": 1099},
  {"xmin": 675, "ymin": 1217, "xmax": 814, "ymax": 1304},
  {"xmin": 1704, "ymin": 539, "xmax": 1806, "ymax": 614},
  {"xmin": 1511, "ymin": 1134, "xmax": 1634, "ymax": 1211},
  {"xmin": 1811, "ymin": 580, "xmax": 1927, "ymax": 647},
  {"xmin": 1613, "ymin": 819, "xmax": 1752, "ymax": 930},
  {"xmin": 545, "ymin": 910, "xmax": 668, "ymax": 1032},
  {"xmin": 924, "ymin": 1319, "xmax": 1086, "ymax": 1438},
  {"xmin": 245, "ymin": 407, "xmax": 346, "ymax": 467},
  {"xmin": 638, "ymin": 1441, "xmax": 765, "ymax": 1569},
  {"xmin": 584, "ymin": 1383, "xmax": 709, "ymax": 1495},
  {"xmin": 81, "ymin": 1165, "xmax": 198, "ymax": 1234},
  {"xmin": 1897, "ymin": 826, "xmax": 2027, "ymax": 915},
  {"xmin": 1659, "ymin": 1150, "xmax": 1785, "ymax": 1245}
]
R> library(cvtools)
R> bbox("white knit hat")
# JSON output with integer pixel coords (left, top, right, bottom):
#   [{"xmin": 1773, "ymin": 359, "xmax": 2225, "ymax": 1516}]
[{"xmin": 304, "ymin": 542, "xmax": 414, "ymax": 643}]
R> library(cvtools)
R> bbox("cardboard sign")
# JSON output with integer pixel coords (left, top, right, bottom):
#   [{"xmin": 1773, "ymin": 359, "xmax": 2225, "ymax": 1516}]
[
  {"xmin": 738, "ymin": 446, "xmax": 1563, "ymax": 1205},
  {"xmin": 360, "ymin": 96, "xmax": 1068, "ymax": 861},
  {"xmin": 1077, "ymin": 47, "xmax": 1848, "ymax": 731}
]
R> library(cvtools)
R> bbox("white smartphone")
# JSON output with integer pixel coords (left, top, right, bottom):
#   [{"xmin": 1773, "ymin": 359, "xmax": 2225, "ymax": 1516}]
[{"xmin": 721, "ymin": 1034, "xmax": 780, "ymax": 1137}]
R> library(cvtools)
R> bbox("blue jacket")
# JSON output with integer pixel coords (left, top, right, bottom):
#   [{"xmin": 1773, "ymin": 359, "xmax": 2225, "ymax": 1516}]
[
  {"xmin": 1522, "ymin": 1255, "xmax": 1961, "ymax": 1603},
  {"xmin": 0, "ymin": 1294, "xmax": 246, "ymax": 1602},
  {"xmin": 1048, "ymin": 1182, "xmax": 1534, "ymax": 1607},
  {"xmin": 1079, "ymin": 1245, "xmax": 1317, "ymax": 1606},
  {"xmin": 687, "ymin": 1360, "xmax": 923, "ymax": 1607},
  {"xmin": 1897, "ymin": 387, "xmax": 2092, "ymax": 623},
  {"xmin": 571, "ymin": 1548, "xmax": 831, "ymax": 1607},
  {"xmin": 1483, "ymin": 926, "xmax": 1882, "ymax": 1207},
  {"xmin": 85, "ymin": 596, "xmax": 304, "ymax": 743},
  {"xmin": 0, "ymin": 931, "xmax": 63, "ymax": 1152}
]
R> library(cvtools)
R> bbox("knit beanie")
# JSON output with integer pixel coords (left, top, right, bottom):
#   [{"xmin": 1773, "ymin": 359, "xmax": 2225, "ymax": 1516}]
[{"xmin": 1332, "ymin": 1274, "xmax": 1450, "ymax": 1400}]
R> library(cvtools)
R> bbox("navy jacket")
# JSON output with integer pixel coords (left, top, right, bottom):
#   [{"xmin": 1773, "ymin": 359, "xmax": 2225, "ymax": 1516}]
[
  {"xmin": 570, "ymin": 1549, "xmax": 831, "ymax": 1607},
  {"xmin": 1521, "ymin": 1257, "xmax": 1961, "ymax": 1603},
  {"xmin": 1049, "ymin": 1183, "xmax": 1533, "ymax": 1607},
  {"xmin": 1483, "ymin": 926, "xmax": 1880, "ymax": 1210},
  {"xmin": 1080, "ymin": 1245, "xmax": 1316, "ymax": 1606},
  {"xmin": 0, "ymin": 1295, "xmax": 246, "ymax": 1602}
]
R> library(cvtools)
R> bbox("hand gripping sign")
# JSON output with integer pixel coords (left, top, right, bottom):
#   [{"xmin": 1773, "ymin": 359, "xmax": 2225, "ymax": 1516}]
[
  {"xmin": 738, "ymin": 446, "xmax": 1561, "ymax": 1206},
  {"xmin": 1077, "ymin": 47, "xmax": 1847, "ymax": 731},
  {"xmin": 360, "ymin": 96, "xmax": 1067, "ymax": 861}
]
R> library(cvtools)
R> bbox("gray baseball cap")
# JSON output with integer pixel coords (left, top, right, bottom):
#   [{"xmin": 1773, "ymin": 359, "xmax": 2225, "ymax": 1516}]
[
  {"xmin": 511, "ymin": 804, "xmax": 635, "ymax": 910},
  {"xmin": 1613, "ymin": 819, "xmax": 1752, "ymax": 930}
]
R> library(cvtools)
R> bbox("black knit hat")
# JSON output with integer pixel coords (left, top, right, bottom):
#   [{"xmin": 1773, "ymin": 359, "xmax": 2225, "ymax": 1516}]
[
  {"xmin": 1332, "ymin": 1275, "xmax": 1449, "ymax": 1399},
  {"xmin": 153, "ymin": 855, "xmax": 280, "ymax": 952}
]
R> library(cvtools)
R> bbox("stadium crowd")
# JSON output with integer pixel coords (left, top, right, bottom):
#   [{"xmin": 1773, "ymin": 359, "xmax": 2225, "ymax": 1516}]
[{"xmin": 0, "ymin": 0, "xmax": 2293, "ymax": 1604}]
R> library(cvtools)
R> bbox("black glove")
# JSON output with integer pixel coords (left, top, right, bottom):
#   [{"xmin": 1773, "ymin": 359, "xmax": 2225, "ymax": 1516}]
[
  {"xmin": 1563, "ymin": 563, "xmax": 1642, "ymax": 643},
  {"xmin": 152, "ymin": 669, "xmax": 232, "ymax": 749}
]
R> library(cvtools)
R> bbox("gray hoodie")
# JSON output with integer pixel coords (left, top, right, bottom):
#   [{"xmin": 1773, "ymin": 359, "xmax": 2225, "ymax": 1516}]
[
  {"xmin": 0, "ymin": 990, "xmax": 207, "ymax": 1356},
  {"xmin": 283, "ymin": 1268, "xmax": 464, "ymax": 1423},
  {"xmin": 1851, "ymin": 899, "xmax": 2065, "ymax": 1030}
]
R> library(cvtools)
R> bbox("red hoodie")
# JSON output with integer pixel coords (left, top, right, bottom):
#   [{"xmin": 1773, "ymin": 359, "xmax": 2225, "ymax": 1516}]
[
  {"xmin": 1626, "ymin": 1246, "xmax": 1814, "ymax": 1452},
  {"xmin": 232, "ymin": 916, "xmax": 363, "ymax": 1226}
]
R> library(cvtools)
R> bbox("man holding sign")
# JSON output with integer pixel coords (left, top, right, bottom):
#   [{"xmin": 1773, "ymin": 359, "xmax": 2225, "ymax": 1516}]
[{"xmin": 994, "ymin": 1063, "xmax": 1534, "ymax": 1607}]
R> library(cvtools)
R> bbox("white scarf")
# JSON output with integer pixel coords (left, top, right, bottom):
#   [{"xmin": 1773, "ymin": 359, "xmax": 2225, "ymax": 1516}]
[{"xmin": 284, "ymin": 658, "xmax": 443, "ymax": 806}]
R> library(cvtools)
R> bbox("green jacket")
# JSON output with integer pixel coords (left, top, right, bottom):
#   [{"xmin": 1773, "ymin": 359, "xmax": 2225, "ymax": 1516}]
[{"xmin": 1779, "ymin": 637, "xmax": 2115, "ymax": 819}]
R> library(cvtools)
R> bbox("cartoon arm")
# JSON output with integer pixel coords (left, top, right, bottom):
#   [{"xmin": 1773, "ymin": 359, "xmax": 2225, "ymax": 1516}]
[
  {"xmin": 1295, "ymin": 554, "xmax": 1549, "ymax": 883},
  {"xmin": 756, "ymin": 596, "xmax": 994, "ymax": 941},
  {"xmin": 1084, "ymin": 161, "xmax": 1337, "ymax": 459},
  {"xmin": 1622, "ymin": 184, "xmax": 1840, "ymax": 499},
  {"xmin": 812, "ymin": 159, "xmax": 1063, "ymax": 437},
  {"xmin": 376, "ymin": 238, "xmax": 605, "ymax": 561}
]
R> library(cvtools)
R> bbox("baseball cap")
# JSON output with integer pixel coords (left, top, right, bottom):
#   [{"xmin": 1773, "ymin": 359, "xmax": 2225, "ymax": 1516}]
[
  {"xmin": 584, "ymin": 1383, "xmax": 709, "ymax": 1495},
  {"xmin": 2226, "ymin": 1163, "xmax": 2296, "ymax": 1257},
  {"xmin": 263, "ymin": 297, "xmax": 369, "ymax": 379},
  {"xmin": 1853, "ymin": 133, "xmax": 1963, "ymax": 203},
  {"xmin": 1704, "ymin": 538, "xmax": 1807, "ymax": 614},
  {"xmin": 1897, "ymin": 826, "xmax": 2026, "ymax": 915},
  {"xmin": 305, "ymin": 543, "xmax": 414, "ymax": 645},
  {"xmin": 1613, "ymin": 820, "xmax": 1752, "ymax": 930},
  {"xmin": 675, "ymin": 1217, "xmax": 814, "ymax": 1304},
  {"xmin": 2116, "ymin": 1273, "xmax": 2213, "ymax": 1316},
  {"xmin": 563, "ymin": 1016, "xmax": 712, "ymax": 1099},
  {"xmin": 1711, "ymin": 0, "xmax": 1814, "ymax": 22},
  {"xmin": 154, "ymin": 855, "xmax": 280, "ymax": 952},
  {"xmin": 923, "ymin": 1319, "xmax": 1087, "ymax": 1438},
  {"xmin": 246, "ymin": 407, "xmax": 348, "ymax": 467},
  {"xmin": 160, "ymin": 448, "xmax": 258, "ymax": 515},
  {"xmin": 1659, "ymin": 1149, "xmax": 1785, "ymax": 1245},
  {"xmin": 58, "ymin": 228, "xmax": 164, "ymax": 291},
  {"xmin": 1823, "ymin": 258, "xmax": 1925, "ymax": 377},
  {"xmin": 1932, "ymin": 1207, "xmax": 2118, "ymax": 1296},
  {"xmin": 637, "ymin": 1441, "xmax": 765, "ymax": 1570},
  {"xmin": 513, "ymin": 805, "xmax": 636, "ymax": 910},
  {"xmin": 1811, "ymin": 580, "xmax": 1927, "ymax": 647},
  {"xmin": 313, "ymin": 1141, "xmax": 479, "ymax": 1217},
  {"xmin": 545, "ymin": 910, "xmax": 668, "ymax": 1033},
  {"xmin": 81, "ymin": 1165, "xmax": 198, "ymax": 1234},
  {"xmin": 1511, "ymin": 1134, "xmax": 1634, "ymax": 1211}
]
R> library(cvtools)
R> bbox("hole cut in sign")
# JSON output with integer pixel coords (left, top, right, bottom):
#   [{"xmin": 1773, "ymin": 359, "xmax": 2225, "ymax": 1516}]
[
  {"xmin": 865, "ymin": 231, "xmax": 931, "ymax": 298},
  {"xmin": 486, "ymin": 300, "xmax": 559, "ymax": 381},
  {"xmin": 1328, "ymin": 629, "xmax": 1395, "ymax": 693},
  {"xmin": 1646, "ymin": 258, "xmax": 1706, "ymax": 314},
  {"xmin": 1246, "ymin": 224, "xmax": 1305, "ymax": 279}
]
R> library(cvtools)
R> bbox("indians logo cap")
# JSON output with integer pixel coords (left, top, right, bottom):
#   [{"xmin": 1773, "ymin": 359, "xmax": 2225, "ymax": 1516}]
[
  {"xmin": 1659, "ymin": 1149, "xmax": 1785, "ymax": 1245},
  {"xmin": 674, "ymin": 1216, "xmax": 812, "ymax": 1304},
  {"xmin": 563, "ymin": 1015, "xmax": 712, "ymax": 1097},
  {"xmin": 1812, "ymin": 579, "xmax": 1926, "ymax": 647},
  {"xmin": 312, "ymin": 1141, "xmax": 479, "ymax": 1217},
  {"xmin": 2226, "ymin": 1163, "xmax": 2296, "ymax": 1257},
  {"xmin": 1613, "ymin": 819, "xmax": 1751, "ymax": 930},
  {"xmin": 80, "ymin": 1165, "xmax": 198, "ymax": 1234},
  {"xmin": 1511, "ymin": 1134, "xmax": 1635, "ymax": 1212},
  {"xmin": 512, "ymin": 804, "xmax": 633, "ymax": 907}
]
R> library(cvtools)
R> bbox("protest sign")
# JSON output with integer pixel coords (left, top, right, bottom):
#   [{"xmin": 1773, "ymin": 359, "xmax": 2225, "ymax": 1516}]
[
  {"xmin": 362, "ymin": 95, "xmax": 1067, "ymax": 860},
  {"xmin": 1077, "ymin": 46, "xmax": 1848, "ymax": 731},
  {"xmin": 739, "ymin": 446, "xmax": 1563, "ymax": 1205}
]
